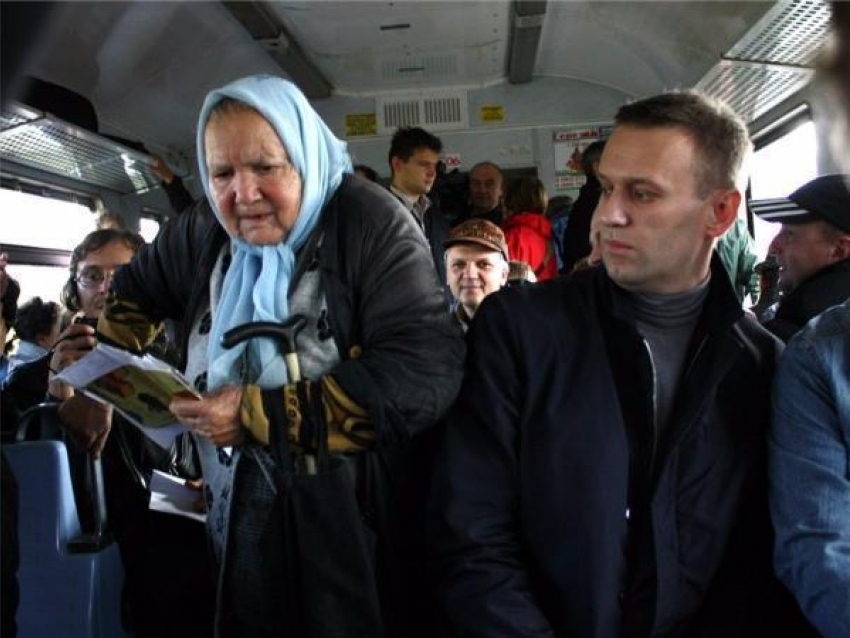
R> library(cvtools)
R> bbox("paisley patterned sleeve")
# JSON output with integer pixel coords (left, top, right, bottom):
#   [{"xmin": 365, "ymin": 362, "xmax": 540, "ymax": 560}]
[
  {"xmin": 98, "ymin": 293, "xmax": 164, "ymax": 353},
  {"xmin": 240, "ymin": 374, "xmax": 375, "ymax": 454}
]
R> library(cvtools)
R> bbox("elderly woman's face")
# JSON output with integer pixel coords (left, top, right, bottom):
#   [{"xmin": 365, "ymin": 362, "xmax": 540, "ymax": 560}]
[{"xmin": 205, "ymin": 108, "xmax": 302, "ymax": 245}]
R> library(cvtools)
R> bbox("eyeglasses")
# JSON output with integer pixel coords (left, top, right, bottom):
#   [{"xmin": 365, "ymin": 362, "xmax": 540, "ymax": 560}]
[{"xmin": 76, "ymin": 267, "xmax": 117, "ymax": 289}]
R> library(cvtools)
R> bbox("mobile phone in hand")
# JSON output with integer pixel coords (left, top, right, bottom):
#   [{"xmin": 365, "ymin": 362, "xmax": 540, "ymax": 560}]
[
  {"xmin": 72, "ymin": 316, "xmax": 98, "ymax": 351},
  {"xmin": 74, "ymin": 315, "xmax": 99, "ymax": 330}
]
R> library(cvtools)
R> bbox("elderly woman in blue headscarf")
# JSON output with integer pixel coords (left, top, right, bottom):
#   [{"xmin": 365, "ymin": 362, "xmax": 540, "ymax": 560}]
[{"xmin": 96, "ymin": 75, "xmax": 464, "ymax": 636}]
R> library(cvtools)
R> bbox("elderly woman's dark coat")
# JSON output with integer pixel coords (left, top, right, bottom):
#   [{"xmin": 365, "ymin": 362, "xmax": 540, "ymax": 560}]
[{"xmin": 104, "ymin": 175, "xmax": 465, "ymax": 636}]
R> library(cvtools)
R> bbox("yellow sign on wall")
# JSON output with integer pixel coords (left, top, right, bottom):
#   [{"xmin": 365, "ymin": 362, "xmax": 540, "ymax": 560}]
[
  {"xmin": 480, "ymin": 105, "xmax": 505, "ymax": 123},
  {"xmin": 345, "ymin": 113, "xmax": 377, "ymax": 137}
]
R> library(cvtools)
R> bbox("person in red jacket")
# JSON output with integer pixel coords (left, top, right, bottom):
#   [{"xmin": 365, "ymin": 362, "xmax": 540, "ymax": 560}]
[{"xmin": 501, "ymin": 176, "xmax": 558, "ymax": 281}]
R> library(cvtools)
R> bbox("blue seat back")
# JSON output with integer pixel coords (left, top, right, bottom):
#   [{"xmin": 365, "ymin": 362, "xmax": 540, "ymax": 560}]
[{"xmin": 4, "ymin": 440, "xmax": 128, "ymax": 638}]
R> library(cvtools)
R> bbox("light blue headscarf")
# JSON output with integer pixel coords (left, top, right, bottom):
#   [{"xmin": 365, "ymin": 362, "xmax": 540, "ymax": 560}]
[{"xmin": 196, "ymin": 75, "xmax": 352, "ymax": 389}]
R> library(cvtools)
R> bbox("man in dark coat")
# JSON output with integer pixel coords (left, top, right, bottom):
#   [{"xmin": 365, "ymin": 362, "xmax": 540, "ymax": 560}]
[
  {"xmin": 430, "ymin": 91, "xmax": 812, "ymax": 638},
  {"xmin": 561, "ymin": 139, "xmax": 605, "ymax": 273},
  {"xmin": 751, "ymin": 174, "xmax": 850, "ymax": 341}
]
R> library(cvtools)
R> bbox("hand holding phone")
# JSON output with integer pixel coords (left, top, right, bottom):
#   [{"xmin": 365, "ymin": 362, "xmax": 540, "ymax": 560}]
[
  {"xmin": 49, "ymin": 320, "xmax": 98, "ymax": 400},
  {"xmin": 74, "ymin": 315, "xmax": 99, "ymax": 330}
]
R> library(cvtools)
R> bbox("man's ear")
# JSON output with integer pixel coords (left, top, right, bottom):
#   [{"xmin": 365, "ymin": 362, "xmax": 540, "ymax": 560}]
[
  {"xmin": 830, "ymin": 234, "xmax": 850, "ymax": 261},
  {"xmin": 706, "ymin": 189, "xmax": 741, "ymax": 239},
  {"xmin": 390, "ymin": 156, "xmax": 402, "ymax": 177}
]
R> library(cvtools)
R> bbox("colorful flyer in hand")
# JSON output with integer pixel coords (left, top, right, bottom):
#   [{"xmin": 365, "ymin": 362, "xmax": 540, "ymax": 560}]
[{"xmin": 56, "ymin": 343, "xmax": 200, "ymax": 430}]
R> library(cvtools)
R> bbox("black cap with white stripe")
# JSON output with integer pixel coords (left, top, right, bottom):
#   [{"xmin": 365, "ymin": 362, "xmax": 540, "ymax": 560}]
[{"xmin": 750, "ymin": 174, "xmax": 850, "ymax": 234}]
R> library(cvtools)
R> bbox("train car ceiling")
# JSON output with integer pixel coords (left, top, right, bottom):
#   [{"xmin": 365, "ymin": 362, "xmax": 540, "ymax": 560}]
[{"xmin": 0, "ymin": 0, "xmax": 834, "ymax": 194}]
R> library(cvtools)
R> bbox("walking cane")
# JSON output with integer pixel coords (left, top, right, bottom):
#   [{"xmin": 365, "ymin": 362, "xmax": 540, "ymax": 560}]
[{"xmin": 221, "ymin": 316, "xmax": 316, "ymax": 473}]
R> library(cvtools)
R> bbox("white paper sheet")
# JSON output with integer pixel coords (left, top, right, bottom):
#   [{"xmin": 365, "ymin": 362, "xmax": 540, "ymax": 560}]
[{"xmin": 149, "ymin": 470, "xmax": 207, "ymax": 523}]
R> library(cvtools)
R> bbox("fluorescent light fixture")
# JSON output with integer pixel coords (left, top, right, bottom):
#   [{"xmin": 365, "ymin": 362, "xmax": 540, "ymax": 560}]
[
  {"xmin": 508, "ymin": 0, "xmax": 547, "ymax": 84},
  {"xmin": 222, "ymin": 1, "xmax": 332, "ymax": 99}
]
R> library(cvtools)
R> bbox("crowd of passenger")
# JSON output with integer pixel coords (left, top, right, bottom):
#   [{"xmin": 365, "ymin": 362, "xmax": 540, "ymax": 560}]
[{"xmin": 1, "ymin": 13, "xmax": 850, "ymax": 638}]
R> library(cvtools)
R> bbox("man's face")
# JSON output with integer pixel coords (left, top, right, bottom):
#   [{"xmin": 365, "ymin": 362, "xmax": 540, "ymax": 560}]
[
  {"xmin": 76, "ymin": 241, "xmax": 135, "ymax": 318},
  {"xmin": 446, "ymin": 244, "xmax": 508, "ymax": 316},
  {"xmin": 595, "ymin": 125, "xmax": 732, "ymax": 295},
  {"xmin": 392, "ymin": 148, "xmax": 439, "ymax": 197},
  {"xmin": 469, "ymin": 164, "xmax": 503, "ymax": 213},
  {"xmin": 772, "ymin": 221, "xmax": 843, "ymax": 293}
]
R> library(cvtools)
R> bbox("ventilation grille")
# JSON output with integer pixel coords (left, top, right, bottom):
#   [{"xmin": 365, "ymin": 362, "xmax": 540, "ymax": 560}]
[
  {"xmin": 382, "ymin": 100, "xmax": 421, "ymax": 129},
  {"xmin": 0, "ymin": 103, "xmax": 159, "ymax": 195},
  {"xmin": 377, "ymin": 92, "xmax": 468, "ymax": 133},
  {"xmin": 424, "ymin": 97, "xmax": 463, "ymax": 127},
  {"xmin": 696, "ymin": 0, "xmax": 829, "ymax": 122},
  {"xmin": 727, "ymin": 0, "xmax": 831, "ymax": 66},
  {"xmin": 698, "ymin": 63, "xmax": 813, "ymax": 123}
]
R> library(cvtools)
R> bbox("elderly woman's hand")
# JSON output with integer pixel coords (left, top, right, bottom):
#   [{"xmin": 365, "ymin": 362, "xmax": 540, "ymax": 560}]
[{"xmin": 171, "ymin": 386, "xmax": 245, "ymax": 447}]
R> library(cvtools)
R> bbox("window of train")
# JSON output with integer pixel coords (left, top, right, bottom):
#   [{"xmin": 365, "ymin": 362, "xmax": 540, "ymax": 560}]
[
  {"xmin": 0, "ymin": 184, "xmax": 97, "ymax": 304},
  {"xmin": 749, "ymin": 115, "xmax": 818, "ymax": 259}
]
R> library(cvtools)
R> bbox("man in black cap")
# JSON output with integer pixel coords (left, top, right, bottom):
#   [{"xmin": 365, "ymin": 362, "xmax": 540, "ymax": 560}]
[{"xmin": 751, "ymin": 174, "xmax": 850, "ymax": 341}]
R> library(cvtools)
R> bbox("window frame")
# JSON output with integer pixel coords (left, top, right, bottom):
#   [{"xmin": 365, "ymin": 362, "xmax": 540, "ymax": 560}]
[
  {"xmin": 751, "ymin": 103, "xmax": 812, "ymax": 152},
  {"xmin": 746, "ymin": 103, "xmax": 816, "ymax": 258}
]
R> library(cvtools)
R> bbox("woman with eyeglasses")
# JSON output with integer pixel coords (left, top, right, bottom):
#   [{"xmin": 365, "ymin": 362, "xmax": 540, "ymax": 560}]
[
  {"xmin": 91, "ymin": 75, "xmax": 464, "ymax": 637},
  {"xmin": 1, "ymin": 229, "xmax": 143, "ymax": 434},
  {"xmin": 30, "ymin": 227, "xmax": 215, "ymax": 638}
]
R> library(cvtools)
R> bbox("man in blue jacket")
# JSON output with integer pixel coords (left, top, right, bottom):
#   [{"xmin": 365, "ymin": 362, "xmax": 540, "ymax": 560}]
[
  {"xmin": 430, "ymin": 91, "xmax": 811, "ymax": 637},
  {"xmin": 770, "ymin": 299, "xmax": 850, "ymax": 638}
]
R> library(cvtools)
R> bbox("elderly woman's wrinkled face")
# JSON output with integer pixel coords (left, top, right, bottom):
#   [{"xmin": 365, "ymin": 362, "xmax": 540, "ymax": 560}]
[{"xmin": 205, "ymin": 108, "xmax": 302, "ymax": 245}]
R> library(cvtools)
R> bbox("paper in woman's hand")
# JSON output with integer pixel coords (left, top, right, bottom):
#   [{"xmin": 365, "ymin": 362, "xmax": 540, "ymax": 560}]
[{"xmin": 55, "ymin": 343, "xmax": 200, "ymax": 433}]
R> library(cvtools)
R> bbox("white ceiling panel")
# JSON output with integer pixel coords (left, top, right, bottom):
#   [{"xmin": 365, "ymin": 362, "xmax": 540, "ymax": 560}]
[
  {"xmin": 267, "ymin": 1, "xmax": 510, "ymax": 92},
  {"xmin": 24, "ymin": 1, "xmax": 283, "ymax": 152},
  {"xmin": 14, "ymin": 1, "xmax": 790, "ymax": 157},
  {"xmin": 536, "ymin": 1, "xmax": 774, "ymax": 98}
]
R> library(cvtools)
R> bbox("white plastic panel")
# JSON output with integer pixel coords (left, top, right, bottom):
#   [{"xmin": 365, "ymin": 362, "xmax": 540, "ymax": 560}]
[
  {"xmin": 535, "ymin": 2, "xmax": 773, "ymax": 98},
  {"xmin": 268, "ymin": 1, "xmax": 509, "ymax": 92},
  {"xmin": 377, "ymin": 91, "xmax": 468, "ymax": 133},
  {"xmin": 697, "ymin": 62, "xmax": 813, "ymax": 123},
  {"xmin": 727, "ymin": 0, "xmax": 831, "ymax": 65},
  {"xmin": 697, "ymin": 0, "xmax": 830, "ymax": 122}
]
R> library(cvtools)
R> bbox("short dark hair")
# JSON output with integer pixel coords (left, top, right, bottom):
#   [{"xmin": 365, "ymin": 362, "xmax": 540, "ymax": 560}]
[
  {"xmin": 581, "ymin": 141, "xmax": 606, "ymax": 176},
  {"xmin": 614, "ymin": 90, "xmax": 751, "ymax": 196},
  {"xmin": 61, "ymin": 229, "xmax": 144, "ymax": 312},
  {"xmin": 388, "ymin": 127, "xmax": 443, "ymax": 170},
  {"xmin": 14, "ymin": 297, "xmax": 60, "ymax": 342}
]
